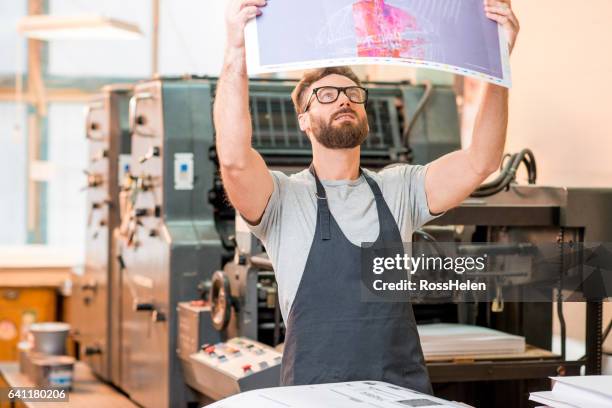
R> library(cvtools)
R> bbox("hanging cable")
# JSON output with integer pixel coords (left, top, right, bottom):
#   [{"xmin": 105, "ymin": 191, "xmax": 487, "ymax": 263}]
[
  {"xmin": 401, "ymin": 81, "xmax": 433, "ymax": 147},
  {"xmin": 557, "ymin": 228, "xmax": 567, "ymax": 360},
  {"xmin": 470, "ymin": 148, "xmax": 537, "ymax": 197},
  {"xmin": 413, "ymin": 229, "xmax": 446, "ymax": 259}
]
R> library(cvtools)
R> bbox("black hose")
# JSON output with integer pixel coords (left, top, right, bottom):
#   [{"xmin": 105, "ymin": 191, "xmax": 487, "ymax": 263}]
[
  {"xmin": 471, "ymin": 155, "xmax": 521, "ymax": 197},
  {"xmin": 471, "ymin": 148, "xmax": 537, "ymax": 198},
  {"xmin": 557, "ymin": 228, "xmax": 567, "ymax": 360},
  {"xmin": 413, "ymin": 229, "xmax": 446, "ymax": 259},
  {"xmin": 523, "ymin": 149, "xmax": 537, "ymax": 183},
  {"xmin": 499, "ymin": 153, "xmax": 512, "ymax": 171},
  {"xmin": 476, "ymin": 152, "xmax": 519, "ymax": 190},
  {"xmin": 402, "ymin": 81, "xmax": 433, "ymax": 147}
]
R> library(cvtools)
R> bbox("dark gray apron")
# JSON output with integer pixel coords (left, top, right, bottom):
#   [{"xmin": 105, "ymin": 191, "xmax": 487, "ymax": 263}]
[{"xmin": 280, "ymin": 165, "xmax": 432, "ymax": 394}]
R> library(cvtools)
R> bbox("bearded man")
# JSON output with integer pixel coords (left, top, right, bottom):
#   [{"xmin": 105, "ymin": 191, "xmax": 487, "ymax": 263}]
[{"xmin": 214, "ymin": 0, "xmax": 519, "ymax": 394}]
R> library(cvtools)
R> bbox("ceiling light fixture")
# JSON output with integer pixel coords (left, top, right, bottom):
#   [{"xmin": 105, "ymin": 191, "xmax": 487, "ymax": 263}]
[{"xmin": 17, "ymin": 14, "xmax": 143, "ymax": 41}]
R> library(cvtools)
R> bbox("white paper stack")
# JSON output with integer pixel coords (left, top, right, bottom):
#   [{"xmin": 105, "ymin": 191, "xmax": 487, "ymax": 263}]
[
  {"xmin": 529, "ymin": 376, "xmax": 612, "ymax": 408},
  {"xmin": 417, "ymin": 323, "xmax": 526, "ymax": 356}
]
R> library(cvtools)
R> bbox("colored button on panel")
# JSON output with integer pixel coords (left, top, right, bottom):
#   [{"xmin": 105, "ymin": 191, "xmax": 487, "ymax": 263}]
[
  {"xmin": 204, "ymin": 346, "xmax": 215, "ymax": 354},
  {"xmin": 242, "ymin": 364, "xmax": 252, "ymax": 373}
]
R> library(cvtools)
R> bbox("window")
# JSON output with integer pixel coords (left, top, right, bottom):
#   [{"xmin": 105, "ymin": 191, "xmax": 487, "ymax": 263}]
[
  {"xmin": 0, "ymin": 102, "xmax": 27, "ymax": 244},
  {"xmin": 46, "ymin": 102, "xmax": 87, "ymax": 260}
]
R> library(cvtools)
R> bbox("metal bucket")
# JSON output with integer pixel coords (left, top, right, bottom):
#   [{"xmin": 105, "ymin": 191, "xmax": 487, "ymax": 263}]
[{"xmin": 29, "ymin": 322, "xmax": 70, "ymax": 355}]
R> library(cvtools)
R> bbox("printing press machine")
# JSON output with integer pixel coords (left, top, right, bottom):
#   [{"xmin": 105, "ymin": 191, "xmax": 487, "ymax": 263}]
[
  {"xmin": 419, "ymin": 186, "xmax": 612, "ymax": 407},
  {"xmin": 72, "ymin": 84, "xmax": 132, "ymax": 385},
  {"xmin": 115, "ymin": 78, "xmax": 236, "ymax": 408},
  {"xmin": 74, "ymin": 75, "xmax": 611, "ymax": 408}
]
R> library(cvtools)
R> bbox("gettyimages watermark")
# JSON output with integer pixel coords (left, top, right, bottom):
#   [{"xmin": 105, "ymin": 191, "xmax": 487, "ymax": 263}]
[{"xmin": 360, "ymin": 242, "xmax": 612, "ymax": 303}]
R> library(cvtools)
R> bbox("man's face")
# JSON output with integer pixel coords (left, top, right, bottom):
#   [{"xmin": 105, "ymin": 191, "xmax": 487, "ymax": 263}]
[{"xmin": 299, "ymin": 74, "xmax": 369, "ymax": 149}]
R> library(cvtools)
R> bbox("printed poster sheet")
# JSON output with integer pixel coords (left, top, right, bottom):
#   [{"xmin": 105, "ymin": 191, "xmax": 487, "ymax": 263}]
[
  {"xmin": 208, "ymin": 381, "xmax": 469, "ymax": 407},
  {"xmin": 245, "ymin": 0, "xmax": 511, "ymax": 87}
]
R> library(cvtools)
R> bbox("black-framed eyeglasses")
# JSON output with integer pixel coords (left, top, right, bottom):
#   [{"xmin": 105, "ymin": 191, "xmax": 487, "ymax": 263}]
[{"xmin": 303, "ymin": 86, "xmax": 368, "ymax": 112}]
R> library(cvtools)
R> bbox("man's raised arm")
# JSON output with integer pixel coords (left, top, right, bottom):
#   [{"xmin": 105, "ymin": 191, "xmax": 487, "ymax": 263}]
[
  {"xmin": 423, "ymin": 0, "xmax": 519, "ymax": 215},
  {"xmin": 214, "ymin": 0, "xmax": 272, "ymax": 224}
]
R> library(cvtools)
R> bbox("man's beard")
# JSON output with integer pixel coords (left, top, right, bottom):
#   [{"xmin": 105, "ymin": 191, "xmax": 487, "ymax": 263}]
[{"xmin": 311, "ymin": 109, "xmax": 369, "ymax": 149}]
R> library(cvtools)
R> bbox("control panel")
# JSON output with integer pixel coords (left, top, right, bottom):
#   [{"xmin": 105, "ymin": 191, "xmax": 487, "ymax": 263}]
[
  {"xmin": 188, "ymin": 337, "xmax": 282, "ymax": 400},
  {"xmin": 196, "ymin": 337, "xmax": 282, "ymax": 378}
]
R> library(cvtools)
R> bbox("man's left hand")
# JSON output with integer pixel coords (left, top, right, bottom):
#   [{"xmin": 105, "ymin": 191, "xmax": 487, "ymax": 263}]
[{"xmin": 484, "ymin": 0, "xmax": 520, "ymax": 54}]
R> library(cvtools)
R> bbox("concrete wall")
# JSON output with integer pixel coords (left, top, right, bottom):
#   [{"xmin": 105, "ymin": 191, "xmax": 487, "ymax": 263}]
[{"xmin": 508, "ymin": 0, "xmax": 612, "ymax": 188}]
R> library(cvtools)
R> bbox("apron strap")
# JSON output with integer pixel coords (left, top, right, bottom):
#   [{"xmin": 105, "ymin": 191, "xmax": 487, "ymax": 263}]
[
  {"xmin": 309, "ymin": 164, "xmax": 366, "ymax": 241},
  {"xmin": 362, "ymin": 171, "xmax": 384, "ymax": 198},
  {"xmin": 362, "ymin": 170, "xmax": 399, "ymax": 236},
  {"xmin": 309, "ymin": 164, "xmax": 331, "ymax": 240}
]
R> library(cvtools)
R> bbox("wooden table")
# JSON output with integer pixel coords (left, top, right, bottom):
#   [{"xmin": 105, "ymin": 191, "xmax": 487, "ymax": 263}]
[{"xmin": 0, "ymin": 362, "xmax": 138, "ymax": 408}]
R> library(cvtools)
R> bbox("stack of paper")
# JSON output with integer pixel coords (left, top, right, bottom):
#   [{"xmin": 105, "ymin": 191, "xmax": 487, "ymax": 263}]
[
  {"xmin": 417, "ymin": 323, "xmax": 526, "ymax": 356},
  {"xmin": 529, "ymin": 376, "xmax": 612, "ymax": 408}
]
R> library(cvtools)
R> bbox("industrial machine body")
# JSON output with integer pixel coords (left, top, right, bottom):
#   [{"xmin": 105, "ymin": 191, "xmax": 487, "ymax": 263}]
[
  {"xmin": 73, "ymin": 84, "xmax": 132, "ymax": 384},
  {"xmin": 117, "ymin": 78, "xmax": 226, "ymax": 408}
]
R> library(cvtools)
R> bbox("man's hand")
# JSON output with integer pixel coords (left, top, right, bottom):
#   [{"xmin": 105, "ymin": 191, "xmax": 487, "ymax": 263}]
[
  {"xmin": 225, "ymin": 0, "xmax": 267, "ymax": 50},
  {"xmin": 484, "ymin": 0, "xmax": 519, "ymax": 54}
]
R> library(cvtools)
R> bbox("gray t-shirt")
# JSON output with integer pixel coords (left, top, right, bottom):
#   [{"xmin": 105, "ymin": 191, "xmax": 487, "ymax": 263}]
[{"xmin": 248, "ymin": 164, "xmax": 438, "ymax": 322}]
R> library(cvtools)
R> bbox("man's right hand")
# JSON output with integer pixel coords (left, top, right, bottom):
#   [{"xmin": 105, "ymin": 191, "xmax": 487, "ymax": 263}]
[{"xmin": 225, "ymin": 0, "xmax": 267, "ymax": 50}]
